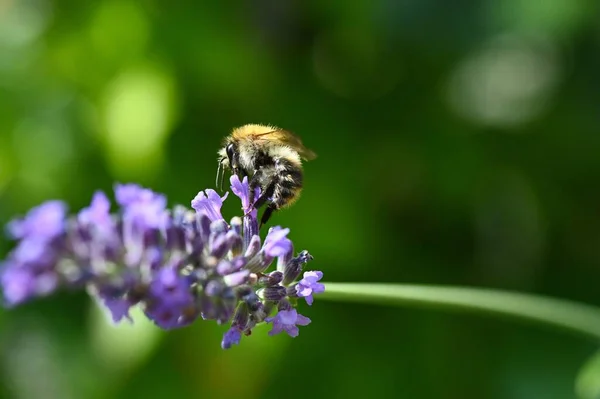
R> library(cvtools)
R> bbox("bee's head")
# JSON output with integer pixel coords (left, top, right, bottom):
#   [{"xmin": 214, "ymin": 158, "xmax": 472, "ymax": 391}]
[
  {"xmin": 218, "ymin": 140, "xmax": 238, "ymax": 169},
  {"xmin": 225, "ymin": 142, "xmax": 237, "ymax": 168},
  {"xmin": 216, "ymin": 139, "xmax": 238, "ymax": 191}
]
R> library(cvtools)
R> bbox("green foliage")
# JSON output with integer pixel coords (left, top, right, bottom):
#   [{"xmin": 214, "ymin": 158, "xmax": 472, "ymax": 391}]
[
  {"xmin": 1, "ymin": 0, "xmax": 600, "ymax": 398},
  {"xmin": 577, "ymin": 351, "xmax": 600, "ymax": 399}
]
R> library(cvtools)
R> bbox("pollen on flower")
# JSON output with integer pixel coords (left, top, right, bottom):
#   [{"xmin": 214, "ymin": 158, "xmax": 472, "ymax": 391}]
[{"xmin": 0, "ymin": 175, "xmax": 324, "ymax": 349}]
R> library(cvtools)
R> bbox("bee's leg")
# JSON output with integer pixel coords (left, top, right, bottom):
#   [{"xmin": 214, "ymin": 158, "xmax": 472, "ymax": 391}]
[
  {"xmin": 259, "ymin": 204, "xmax": 277, "ymax": 228},
  {"xmin": 253, "ymin": 182, "xmax": 275, "ymax": 210}
]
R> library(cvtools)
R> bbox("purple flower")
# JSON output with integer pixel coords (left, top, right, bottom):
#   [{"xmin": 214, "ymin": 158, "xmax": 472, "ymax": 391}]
[
  {"xmin": 221, "ymin": 327, "xmax": 242, "ymax": 349},
  {"xmin": 78, "ymin": 191, "xmax": 111, "ymax": 226},
  {"xmin": 0, "ymin": 266, "xmax": 30, "ymax": 305},
  {"xmin": 191, "ymin": 189, "xmax": 228, "ymax": 222},
  {"xmin": 113, "ymin": 185, "xmax": 170, "ymax": 266},
  {"xmin": 116, "ymin": 184, "xmax": 168, "ymax": 230},
  {"xmin": 0, "ymin": 201, "xmax": 68, "ymax": 306},
  {"xmin": 100, "ymin": 295, "xmax": 134, "ymax": 323},
  {"xmin": 223, "ymin": 270, "xmax": 250, "ymax": 286},
  {"xmin": 1, "ymin": 265, "xmax": 58, "ymax": 306},
  {"xmin": 115, "ymin": 184, "xmax": 165, "ymax": 208},
  {"xmin": 12, "ymin": 239, "xmax": 56, "ymax": 265},
  {"xmin": 265, "ymin": 309, "xmax": 311, "ymax": 337},
  {"xmin": 296, "ymin": 271, "xmax": 325, "ymax": 305},
  {"xmin": 230, "ymin": 175, "xmax": 260, "ymax": 217},
  {"xmin": 0, "ymin": 177, "xmax": 323, "ymax": 350},
  {"xmin": 263, "ymin": 227, "xmax": 292, "ymax": 258},
  {"xmin": 78, "ymin": 191, "xmax": 116, "ymax": 241},
  {"xmin": 6, "ymin": 201, "xmax": 67, "ymax": 242},
  {"xmin": 144, "ymin": 268, "xmax": 196, "ymax": 329}
]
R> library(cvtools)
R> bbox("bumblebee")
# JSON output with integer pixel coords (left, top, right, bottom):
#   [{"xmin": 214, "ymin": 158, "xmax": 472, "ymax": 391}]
[{"xmin": 217, "ymin": 124, "xmax": 316, "ymax": 227}]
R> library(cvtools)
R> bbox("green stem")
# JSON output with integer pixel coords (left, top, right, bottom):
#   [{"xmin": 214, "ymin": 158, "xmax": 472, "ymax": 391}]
[{"xmin": 320, "ymin": 283, "xmax": 600, "ymax": 341}]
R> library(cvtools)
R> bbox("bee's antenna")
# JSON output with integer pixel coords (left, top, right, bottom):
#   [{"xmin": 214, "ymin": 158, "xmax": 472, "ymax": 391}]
[{"xmin": 216, "ymin": 158, "xmax": 226, "ymax": 191}]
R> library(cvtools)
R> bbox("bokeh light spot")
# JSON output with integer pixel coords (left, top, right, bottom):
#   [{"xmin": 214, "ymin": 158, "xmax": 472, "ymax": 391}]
[
  {"xmin": 2, "ymin": 329, "xmax": 68, "ymax": 399},
  {"xmin": 89, "ymin": 302, "xmax": 162, "ymax": 373},
  {"xmin": 576, "ymin": 350, "xmax": 600, "ymax": 399},
  {"xmin": 0, "ymin": 0, "xmax": 51, "ymax": 48},
  {"xmin": 446, "ymin": 34, "xmax": 560, "ymax": 128},
  {"xmin": 100, "ymin": 64, "xmax": 179, "ymax": 180}
]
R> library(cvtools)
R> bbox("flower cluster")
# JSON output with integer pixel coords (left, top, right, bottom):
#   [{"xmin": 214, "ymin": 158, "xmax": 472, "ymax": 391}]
[{"xmin": 0, "ymin": 176, "xmax": 324, "ymax": 349}]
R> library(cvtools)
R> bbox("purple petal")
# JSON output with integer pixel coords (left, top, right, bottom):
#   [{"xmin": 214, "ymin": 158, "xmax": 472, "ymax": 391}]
[
  {"xmin": 156, "ymin": 268, "xmax": 178, "ymax": 288},
  {"xmin": 277, "ymin": 309, "xmax": 297, "ymax": 324},
  {"xmin": 223, "ymin": 270, "xmax": 250, "ymax": 287},
  {"xmin": 101, "ymin": 297, "xmax": 133, "ymax": 323},
  {"xmin": 1, "ymin": 262, "xmax": 59, "ymax": 306},
  {"xmin": 115, "ymin": 184, "xmax": 169, "ymax": 232},
  {"xmin": 264, "ymin": 227, "xmax": 290, "ymax": 245},
  {"xmin": 263, "ymin": 227, "xmax": 292, "ymax": 258},
  {"xmin": 230, "ymin": 175, "xmax": 248, "ymax": 204},
  {"xmin": 312, "ymin": 283, "xmax": 325, "ymax": 294},
  {"xmin": 295, "ymin": 314, "xmax": 311, "ymax": 326},
  {"xmin": 1, "ymin": 266, "xmax": 33, "ymax": 306},
  {"xmin": 304, "ymin": 294, "xmax": 314, "ymax": 306},
  {"xmin": 303, "ymin": 271, "xmax": 323, "ymax": 282},
  {"xmin": 230, "ymin": 175, "xmax": 260, "ymax": 216},
  {"xmin": 34, "ymin": 272, "xmax": 59, "ymax": 295},
  {"xmin": 78, "ymin": 191, "xmax": 111, "ymax": 224},
  {"xmin": 124, "ymin": 201, "xmax": 169, "ymax": 230},
  {"xmin": 114, "ymin": 184, "xmax": 143, "ymax": 205},
  {"xmin": 144, "ymin": 268, "xmax": 199, "ymax": 330},
  {"xmin": 12, "ymin": 239, "xmax": 53, "ymax": 264},
  {"xmin": 283, "ymin": 324, "xmax": 299, "ymax": 337},
  {"xmin": 244, "ymin": 235, "xmax": 261, "ymax": 258},
  {"xmin": 114, "ymin": 184, "xmax": 165, "ymax": 207},
  {"xmin": 149, "ymin": 268, "xmax": 194, "ymax": 305},
  {"xmin": 191, "ymin": 190, "xmax": 228, "ymax": 222},
  {"xmin": 221, "ymin": 327, "xmax": 242, "ymax": 349},
  {"xmin": 7, "ymin": 201, "xmax": 67, "ymax": 241},
  {"xmin": 296, "ymin": 285, "xmax": 313, "ymax": 297},
  {"xmin": 296, "ymin": 270, "xmax": 325, "ymax": 304},
  {"xmin": 144, "ymin": 304, "xmax": 181, "ymax": 329},
  {"xmin": 268, "ymin": 323, "xmax": 284, "ymax": 336}
]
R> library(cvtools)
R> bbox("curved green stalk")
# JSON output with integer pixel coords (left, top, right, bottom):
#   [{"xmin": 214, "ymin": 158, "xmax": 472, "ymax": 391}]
[{"xmin": 320, "ymin": 283, "xmax": 600, "ymax": 341}]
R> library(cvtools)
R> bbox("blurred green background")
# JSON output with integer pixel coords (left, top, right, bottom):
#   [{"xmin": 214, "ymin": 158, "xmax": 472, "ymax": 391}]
[{"xmin": 1, "ymin": 0, "xmax": 600, "ymax": 398}]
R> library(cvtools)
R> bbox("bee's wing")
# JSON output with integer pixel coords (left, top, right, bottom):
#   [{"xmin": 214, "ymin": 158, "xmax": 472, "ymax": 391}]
[{"xmin": 254, "ymin": 129, "xmax": 317, "ymax": 161}]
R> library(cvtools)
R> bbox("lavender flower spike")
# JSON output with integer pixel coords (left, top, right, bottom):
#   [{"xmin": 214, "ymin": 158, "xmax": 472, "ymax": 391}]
[{"xmin": 1, "ymin": 177, "xmax": 323, "ymax": 350}]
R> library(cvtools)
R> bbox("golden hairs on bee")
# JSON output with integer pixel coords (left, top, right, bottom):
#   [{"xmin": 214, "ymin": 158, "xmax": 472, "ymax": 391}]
[{"xmin": 217, "ymin": 124, "xmax": 316, "ymax": 226}]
